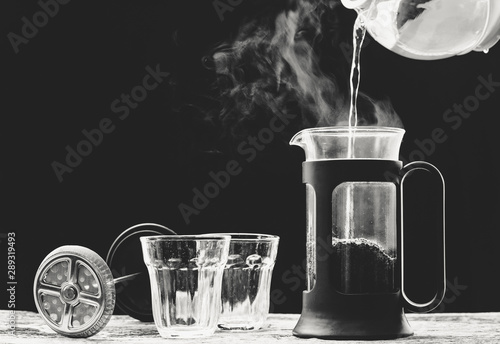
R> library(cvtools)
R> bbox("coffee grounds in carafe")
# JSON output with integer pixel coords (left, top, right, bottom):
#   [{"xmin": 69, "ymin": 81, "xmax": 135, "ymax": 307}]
[{"xmin": 332, "ymin": 238, "xmax": 396, "ymax": 294}]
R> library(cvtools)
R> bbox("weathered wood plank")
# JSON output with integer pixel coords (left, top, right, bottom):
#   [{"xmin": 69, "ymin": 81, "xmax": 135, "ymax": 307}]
[{"xmin": 2, "ymin": 311, "xmax": 500, "ymax": 343}]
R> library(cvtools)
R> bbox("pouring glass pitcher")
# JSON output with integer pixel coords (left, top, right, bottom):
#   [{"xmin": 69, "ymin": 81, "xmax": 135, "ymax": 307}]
[
  {"xmin": 341, "ymin": 0, "xmax": 500, "ymax": 60},
  {"xmin": 290, "ymin": 126, "xmax": 446, "ymax": 339}
]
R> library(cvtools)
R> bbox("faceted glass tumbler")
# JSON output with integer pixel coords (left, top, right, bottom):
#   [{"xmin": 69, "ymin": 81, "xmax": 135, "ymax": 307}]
[
  {"xmin": 140, "ymin": 235, "xmax": 230, "ymax": 338},
  {"xmin": 216, "ymin": 233, "xmax": 279, "ymax": 330}
]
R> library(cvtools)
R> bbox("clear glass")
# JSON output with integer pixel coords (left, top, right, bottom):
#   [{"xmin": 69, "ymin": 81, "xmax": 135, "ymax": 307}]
[
  {"xmin": 332, "ymin": 182, "xmax": 397, "ymax": 294},
  {"xmin": 290, "ymin": 126, "xmax": 404, "ymax": 160},
  {"xmin": 213, "ymin": 233, "xmax": 279, "ymax": 331},
  {"xmin": 140, "ymin": 235, "xmax": 230, "ymax": 338},
  {"xmin": 357, "ymin": 0, "xmax": 491, "ymax": 59},
  {"xmin": 305, "ymin": 185, "xmax": 316, "ymax": 290},
  {"xmin": 290, "ymin": 126, "xmax": 404, "ymax": 291}
]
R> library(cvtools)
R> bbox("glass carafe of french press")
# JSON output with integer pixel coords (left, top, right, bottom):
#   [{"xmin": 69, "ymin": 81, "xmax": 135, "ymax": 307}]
[{"xmin": 290, "ymin": 126, "xmax": 446, "ymax": 339}]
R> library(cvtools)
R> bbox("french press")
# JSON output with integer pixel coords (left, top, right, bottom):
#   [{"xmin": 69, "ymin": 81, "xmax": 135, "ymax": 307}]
[{"xmin": 290, "ymin": 126, "xmax": 446, "ymax": 339}]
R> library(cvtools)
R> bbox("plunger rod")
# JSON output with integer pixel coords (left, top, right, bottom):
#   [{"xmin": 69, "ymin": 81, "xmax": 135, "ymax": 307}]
[{"xmin": 113, "ymin": 272, "xmax": 142, "ymax": 284}]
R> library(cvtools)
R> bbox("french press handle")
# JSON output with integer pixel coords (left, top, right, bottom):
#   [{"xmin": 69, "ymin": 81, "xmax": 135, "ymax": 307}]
[{"xmin": 400, "ymin": 161, "xmax": 446, "ymax": 313}]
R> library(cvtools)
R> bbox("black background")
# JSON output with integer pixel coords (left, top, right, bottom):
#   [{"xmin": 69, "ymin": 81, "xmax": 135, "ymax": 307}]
[{"xmin": 1, "ymin": 0, "xmax": 499, "ymax": 315}]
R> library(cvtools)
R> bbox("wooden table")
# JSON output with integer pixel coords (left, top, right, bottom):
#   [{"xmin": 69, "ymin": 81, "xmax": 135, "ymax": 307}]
[{"xmin": 2, "ymin": 311, "xmax": 500, "ymax": 343}]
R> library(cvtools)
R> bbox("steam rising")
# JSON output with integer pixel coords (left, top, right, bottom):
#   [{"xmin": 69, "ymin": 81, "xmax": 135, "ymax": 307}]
[{"xmin": 208, "ymin": 0, "xmax": 402, "ymax": 138}]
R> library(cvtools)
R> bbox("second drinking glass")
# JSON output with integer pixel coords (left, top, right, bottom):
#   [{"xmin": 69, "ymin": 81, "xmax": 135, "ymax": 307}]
[{"xmin": 216, "ymin": 233, "xmax": 279, "ymax": 331}]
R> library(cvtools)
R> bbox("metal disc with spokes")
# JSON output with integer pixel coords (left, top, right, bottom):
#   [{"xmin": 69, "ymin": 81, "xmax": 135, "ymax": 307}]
[{"xmin": 33, "ymin": 245, "xmax": 115, "ymax": 337}]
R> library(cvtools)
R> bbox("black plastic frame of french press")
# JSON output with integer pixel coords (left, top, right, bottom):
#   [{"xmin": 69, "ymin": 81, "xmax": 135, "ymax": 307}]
[{"xmin": 293, "ymin": 159, "xmax": 413, "ymax": 340}]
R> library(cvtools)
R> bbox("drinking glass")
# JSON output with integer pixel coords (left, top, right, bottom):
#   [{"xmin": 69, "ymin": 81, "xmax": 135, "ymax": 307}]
[
  {"xmin": 140, "ymin": 235, "xmax": 230, "ymax": 338},
  {"xmin": 215, "ymin": 233, "xmax": 279, "ymax": 330}
]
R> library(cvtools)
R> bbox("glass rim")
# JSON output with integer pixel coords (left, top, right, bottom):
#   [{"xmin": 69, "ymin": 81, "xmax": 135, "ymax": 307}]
[
  {"xmin": 140, "ymin": 234, "xmax": 231, "ymax": 242},
  {"xmin": 201, "ymin": 233, "xmax": 280, "ymax": 242},
  {"xmin": 296, "ymin": 126, "xmax": 405, "ymax": 135}
]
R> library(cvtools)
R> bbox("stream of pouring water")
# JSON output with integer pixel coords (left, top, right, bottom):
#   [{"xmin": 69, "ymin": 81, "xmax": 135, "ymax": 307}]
[
  {"xmin": 347, "ymin": 15, "xmax": 367, "ymax": 158},
  {"xmin": 345, "ymin": 15, "xmax": 367, "ymax": 230}
]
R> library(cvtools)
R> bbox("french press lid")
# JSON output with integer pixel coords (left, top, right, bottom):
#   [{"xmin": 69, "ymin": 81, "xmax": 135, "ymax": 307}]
[{"xmin": 33, "ymin": 223, "xmax": 176, "ymax": 337}]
